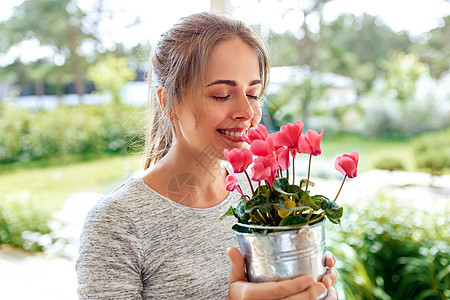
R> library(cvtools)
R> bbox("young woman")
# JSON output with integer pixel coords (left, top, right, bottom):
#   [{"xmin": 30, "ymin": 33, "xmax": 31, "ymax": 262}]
[{"xmin": 77, "ymin": 12, "xmax": 338, "ymax": 299}]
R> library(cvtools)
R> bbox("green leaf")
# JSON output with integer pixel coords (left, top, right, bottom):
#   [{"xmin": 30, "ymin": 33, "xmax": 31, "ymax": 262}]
[
  {"xmin": 300, "ymin": 178, "xmax": 315, "ymax": 189},
  {"xmin": 279, "ymin": 215, "xmax": 308, "ymax": 226},
  {"xmin": 312, "ymin": 195, "xmax": 326, "ymax": 207},
  {"xmin": 245, "ymin": 194, "xmax": 272, "ymax": 213},
  {"xmin": 219, "ymin": 205, "xmax": 234, "ymax": 220},
  {"xmin": 274, "ymin": 196, "xmax": 309, "ymax": 212},
  {"xmin": 321, "ymin": 197, "xmax": 343, "ymax": 225},
  {"xmin": 272, "ymin": 197, "xmax": 285, "ymax": 211},
  {"xmin": 232, "ymin": 223, "xmax": 251, "ymax": 233},
  {"xmin": 273, "ymin": 178, "xmax": 301, "ymax": 196},
  {"xmin": 298, "ymin": 191, "xmax": 321, "ymax": 210},
  {"xmin": 235, "ymin": 200, "xmax": 248, "ymax": 220},
  {"xmin": 257, "ymin": 184, "xmax": 269, "ymax": 195}
]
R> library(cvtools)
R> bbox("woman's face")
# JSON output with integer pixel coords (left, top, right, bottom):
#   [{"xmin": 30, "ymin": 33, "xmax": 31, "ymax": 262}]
[{"xmin": 174, "ymin": 38, "xmax": 262, "ymax": 157}]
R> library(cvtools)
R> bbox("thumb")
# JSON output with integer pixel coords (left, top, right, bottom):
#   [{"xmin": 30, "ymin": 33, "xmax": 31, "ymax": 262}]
[{"xmin": 226, "ymin": 247, "xmax": 248, "ymax": 283}]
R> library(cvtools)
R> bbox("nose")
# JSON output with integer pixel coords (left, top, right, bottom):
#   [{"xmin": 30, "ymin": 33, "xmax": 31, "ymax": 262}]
[{"xmin": 232, "ymin": 93, "xmax": 255, "ymax": 121}]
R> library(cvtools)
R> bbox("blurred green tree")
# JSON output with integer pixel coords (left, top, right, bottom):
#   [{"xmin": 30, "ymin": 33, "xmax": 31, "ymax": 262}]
[
  {"xmin": 3, "ymin": 0, "xmax": 99, "ymax": 99},
  {"xmin": 268, "ymin": 31, "xmax": 300, "ymax": 67},
  {"xmin": 87, "ymin": 54, "xmax": 135, "ymax": 105},
  {"xmin": 414, "ymin": 15, "xmax": 450, "ymax": 79},
  {"xmin": 380, "ymin": 52, "xmax": 426, "ymax": 103},
  {"xmin": 318, "ymin": 13, "xmax": 411, "ymax": 94}
]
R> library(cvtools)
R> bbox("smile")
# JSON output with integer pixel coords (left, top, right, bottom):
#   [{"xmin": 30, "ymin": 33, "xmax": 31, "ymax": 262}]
[{"xmin": 217, "ymin": 128, "xmax": 248, "ymax": 142}]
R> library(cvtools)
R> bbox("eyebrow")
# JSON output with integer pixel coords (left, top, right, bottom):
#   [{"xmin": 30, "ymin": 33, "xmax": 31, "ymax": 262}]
[{"xmin": 206, "ymin": 79, "xmax": 262, "ymax": 87}]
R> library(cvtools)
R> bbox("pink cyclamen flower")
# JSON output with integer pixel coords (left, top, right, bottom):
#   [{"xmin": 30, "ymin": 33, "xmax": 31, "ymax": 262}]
[
  {"xmin": 271, "ymin": 120, "xmax": 304, "ymax": 157},
  {"xmin": 251, "ymin": 156, "xmax": 278, "ymax": 186},
  {"xmin": 299, "ymin": 129, "xmax": 324, "ymax": 156},
  {"xmin": 275, "ymin": 147, "xmax": 290, "ymax": 171},
  {"xmin": 223, "ymin": 148, "xmax": 253, "ymax": 173},
  {"xmin": 335, "ymin": 151, "xmax": 359, "ymax": 178},
  {"xmin": 225, "ymin": 174, "xmax": 243, "ymax": 194},
  {"xmin": 242, "ymin": 123, "xmax": 269, "ymax": 144},
  {"xmin": 249, "ymin": 135, "xmax": 276, "ymax": 157}
]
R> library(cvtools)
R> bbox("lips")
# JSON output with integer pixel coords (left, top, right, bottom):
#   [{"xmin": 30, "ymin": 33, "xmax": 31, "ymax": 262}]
[{"xmin": 217, "ymin": 128, "xmax": 248, "ymax": 142}]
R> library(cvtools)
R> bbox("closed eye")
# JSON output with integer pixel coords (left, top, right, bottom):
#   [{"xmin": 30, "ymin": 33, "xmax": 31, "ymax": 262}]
[
  {"xmin": 212, "ymin": 95, "xmax": 231, "ymax": 101},
  {"xmin": 247, "ymin": 95, "xmax": 260, "ymax": 101}
]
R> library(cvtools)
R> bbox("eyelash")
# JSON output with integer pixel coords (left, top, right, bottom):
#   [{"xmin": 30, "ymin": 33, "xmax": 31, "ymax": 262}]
[{"xmin": 212, "ymin": 95, "xmax": 260, "ymax": 102}]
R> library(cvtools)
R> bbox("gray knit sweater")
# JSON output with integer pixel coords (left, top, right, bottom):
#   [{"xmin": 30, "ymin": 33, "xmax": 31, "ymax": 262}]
[{"xmin": 76, "ymin": 170, "xmax": 245, "ymax": 299}]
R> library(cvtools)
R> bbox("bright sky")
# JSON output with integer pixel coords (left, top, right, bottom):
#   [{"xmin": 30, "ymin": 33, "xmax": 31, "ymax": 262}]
[{"xmin": 1, "ymin": 0, "xmax": 449, "ymax": 65}]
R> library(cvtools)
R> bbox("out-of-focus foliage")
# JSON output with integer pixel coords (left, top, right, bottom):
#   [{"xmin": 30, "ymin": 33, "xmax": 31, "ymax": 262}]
[
  {"xmin": 414, "ymin": 129, "xmax": 450, "ymax": 177},
  {"xmin": 0, "ymin": 191, "xmax": 55, "ymax": 251},
  {"xmin": 267, "ymin": 76, "xmax": 326, "ymax": 127},
  {"xmin": 327, "ymin": 193, "xmax": 449, "ymax": 299},
  {"xmin": 264, "ymin": 3, "xmax": 450, "ymax": 139},
  {"xmin": 361, "ymin": 72, "xmax": 450, "ymax": 139},
  {"xmin": 415, "ymin": 15, "xmax": 450, "ymax": 79},
  {"xmin": 311, "ymin": 13, "xmax": 411, "ymax": 93},
  {"xmin": 0, "ymin": 154, "xmax": 142, "ymax": 252},
  {"xmin": 87, "ymin": 55, "xmax": 135, "ymax": 105},
  {"xmin": 268, "ymin": 31, "xmax": 300, "ymax": 67},
  {"xmin": 380, "ymin": 52, "xmax": 427, "ymax": 102},
  {"xmin": 0, "ymin": 104, "xmax": 145, "ymax": 163},
  {"xmin": 373, "ymin": 157, "xmax": 405, "ymax": 171},
  {"xmin": 3, "ymin": 0, "xmax": 96, "ymax": 96}
]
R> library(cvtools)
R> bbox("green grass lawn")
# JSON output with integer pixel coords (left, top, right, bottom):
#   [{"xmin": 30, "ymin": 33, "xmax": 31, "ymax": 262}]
[
  {"xmin": 1, "ymin": 153, "xmax": 143, "ymax": 207},
  {"xmin": 321, "ymin": 134, "xmax": 417, "ymax": 173},
  {"xmin": 0, "ymin": 153, "xmax": 143, "ymax": 250}
]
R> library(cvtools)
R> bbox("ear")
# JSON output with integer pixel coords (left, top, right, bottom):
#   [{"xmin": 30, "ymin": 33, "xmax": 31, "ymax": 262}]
[
  {"xmin": 157, "ymin": 86, "xmax": 177, "ymax": 120},
  {"xmin": 156, "ymin": 86, "xmax": 167, "ymax": 111}
]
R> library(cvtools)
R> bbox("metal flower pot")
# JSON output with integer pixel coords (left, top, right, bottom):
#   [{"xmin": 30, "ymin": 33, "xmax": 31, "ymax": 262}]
[{"xmin": 234, "ymin": 219, "xmax": 327, "ymax": 299}]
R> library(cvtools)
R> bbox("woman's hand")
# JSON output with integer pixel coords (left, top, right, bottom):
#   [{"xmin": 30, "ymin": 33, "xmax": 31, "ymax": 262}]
[{"xmin": 226, "ymin": 247, "xmax": 338, "ymax": 300}]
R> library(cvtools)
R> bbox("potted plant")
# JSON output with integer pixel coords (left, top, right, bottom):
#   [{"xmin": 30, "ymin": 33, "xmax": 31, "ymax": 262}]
[{"xmin": 220, "ymin": 121, "xmax": 359, "ymax": 299}]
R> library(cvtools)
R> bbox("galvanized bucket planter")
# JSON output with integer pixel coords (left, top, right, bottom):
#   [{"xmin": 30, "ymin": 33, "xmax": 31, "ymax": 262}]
[{"xmin": 234, "ymin": 219, "xmax": 327, "ymax": 299}]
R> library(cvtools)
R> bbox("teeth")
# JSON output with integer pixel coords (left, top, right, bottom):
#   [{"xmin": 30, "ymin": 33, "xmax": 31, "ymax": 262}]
[{"xmin": 220, "ymin": 129, "xmax": 247, "ymax": 137}]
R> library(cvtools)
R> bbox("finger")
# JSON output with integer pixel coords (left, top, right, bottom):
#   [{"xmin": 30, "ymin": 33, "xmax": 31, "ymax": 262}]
[
  {"xmin": 324, "ymin": 251, "xmax": 336, "ymax": 268},
  {"xmin": 226, "ymin": 247, "xmax": 248, "ymax": 283},
  {"xmin": 281, "ymin": 282, "xmax": 327, "ymax": 300},
  {"xmin": 321, "ymin": 268, "xmax": 338, "ymax": 289},
  {"xmin": 240, "ymin": 275, "xmax": 321, "ymax": 299},
  {"xmin": 323, "ymin": 287, "xmax": 338, "ymax": 300}
]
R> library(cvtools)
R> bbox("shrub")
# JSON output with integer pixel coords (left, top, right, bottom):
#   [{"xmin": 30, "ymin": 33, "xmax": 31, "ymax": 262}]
[
  {"xmin": 0, "ymin": 191, "xmax": 56, "ymax": 251},
  {"xmin": 327, "ymin": 193, "xmax": 449, "ymax": 299},
  {"xmin": 362, "ymin": 74, "xmax": 450, "ymax": 139},
  {"xmin": 414, "ymin": 129, "xmax": 450, "ymax": 176},
  {"xmin": 374, "ymin": 157, "xmax": 405, "ymax": 171},
  {"xmin": 0, "ymin": 106, "xmax": 31, "ymax": 162},
  {"xmin": 0, "ymin": 104, "xmax": 146, "ymax": 164}
]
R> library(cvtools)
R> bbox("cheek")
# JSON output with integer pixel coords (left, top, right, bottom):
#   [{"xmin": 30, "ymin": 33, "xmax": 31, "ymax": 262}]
[{"xmin": 251, "ymin": 101, "xmax": 262, "ymax": 126}]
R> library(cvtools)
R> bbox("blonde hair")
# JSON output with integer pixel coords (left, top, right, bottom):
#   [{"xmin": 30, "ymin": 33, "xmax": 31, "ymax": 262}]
[{"xmin": 144, "ymin": 12, "xmax": 270, "ymax": 169}]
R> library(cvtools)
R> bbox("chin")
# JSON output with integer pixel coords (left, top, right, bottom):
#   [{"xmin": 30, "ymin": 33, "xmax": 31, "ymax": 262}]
[{"xmin": 223, "ymin": 141, "xmax": 248, "ymax": 151}]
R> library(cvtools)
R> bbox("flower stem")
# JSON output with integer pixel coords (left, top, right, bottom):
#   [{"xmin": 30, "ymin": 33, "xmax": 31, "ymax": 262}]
[
  {"xmin": 249, "ymin": 212, "xmax": 256, "ymax": 223},
  {"xmin": 292, "ymin": 153, "xmax": 295, "ymax": 185},
  {"xmin": 256, "ymin": 209, "xmax": 268, "ymax": 224},
  {"xmin": 309, "ymin": 212, "xmax": 325, "ymax": 224},
  {"xmin": 244, "ymin": 170, "xmax": 255, "ymax": 196},
  {"xmin": 286, "ymin": 166, "xmax": 289, "ymax": 183},
  {"xmin": 305, "ymin": 155, "xmax": 312, "ymax": 192},
  {"xmin": 334, "ymin": 175, "xmax": 347, "ymax": 202}
]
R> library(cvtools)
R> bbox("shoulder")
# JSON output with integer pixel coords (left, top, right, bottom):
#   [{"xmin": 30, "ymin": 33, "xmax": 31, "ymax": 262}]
[
  {"xmin": 86, "ymin": 177, "xmax": 140, "ymax": 218},
  {"xmin": 82, "ymin": 176, "xmax": 160, "ymax": 234}
]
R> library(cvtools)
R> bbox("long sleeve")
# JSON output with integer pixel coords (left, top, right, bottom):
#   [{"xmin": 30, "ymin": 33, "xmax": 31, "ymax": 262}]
[{"xmin": 76, "ymin": 197, "xmax": 144, "ymax": 299}]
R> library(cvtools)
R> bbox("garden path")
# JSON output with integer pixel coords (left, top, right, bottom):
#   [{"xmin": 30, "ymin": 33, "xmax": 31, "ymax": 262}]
[{"xmin": 0, "ymin": 171, "xmax": 448, "ymax": 300}]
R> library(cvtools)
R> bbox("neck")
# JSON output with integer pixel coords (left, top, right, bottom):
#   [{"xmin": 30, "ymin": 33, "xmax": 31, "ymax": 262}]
[
  {"xmin": 143, "ymin": 142, "xmax": 229, "ymax": 208},
  {"xmin": 164, "ymin": 143, "xmax": 226, "ymax": 182}
]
